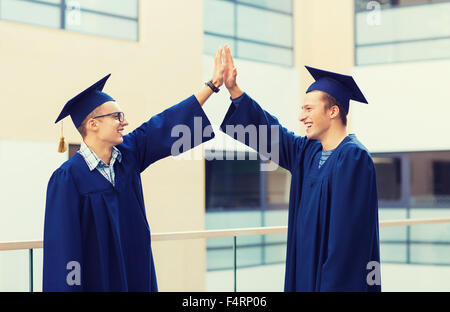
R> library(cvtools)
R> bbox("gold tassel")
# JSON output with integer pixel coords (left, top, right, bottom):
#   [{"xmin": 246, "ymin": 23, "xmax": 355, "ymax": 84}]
[{"xmin": 58, "ymin": 121, "xmax": 68, "ymax": 153}]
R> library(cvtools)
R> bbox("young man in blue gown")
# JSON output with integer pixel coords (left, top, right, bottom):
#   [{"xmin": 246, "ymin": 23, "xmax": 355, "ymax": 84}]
[
  {"xmin": 220, "ymin": 45, "xmax": 381, "ymax": 292},
  {"xmin": 43, "ymin": 48, "xmax": 225, "ymax": 291}
]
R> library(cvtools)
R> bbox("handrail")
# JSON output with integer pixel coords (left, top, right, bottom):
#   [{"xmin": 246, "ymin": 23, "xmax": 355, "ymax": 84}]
[{"xmin": 1, "ymin": 217, "xmax": 450, "ymax": 251}]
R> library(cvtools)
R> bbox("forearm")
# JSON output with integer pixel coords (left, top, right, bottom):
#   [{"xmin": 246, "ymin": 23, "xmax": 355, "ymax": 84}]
[
  {"xmin": 228, "ymin": 84, "xmax": 244, "ymax": 100},
  {"xmin": 194, "ymin": 84, "xmax": 215, "ymax": 107}
]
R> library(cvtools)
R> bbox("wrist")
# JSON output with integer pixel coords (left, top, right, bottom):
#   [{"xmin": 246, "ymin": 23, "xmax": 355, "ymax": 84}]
[
  {"xmin": 228, "ymin": 85, "xmax": 243, "ymax": 99},
  {"xmin": 205, "ymin": 80, "xmax": 220, "ymax": 93},
  {"xmin": 211, "ymin": 78, "xmax": 221, "ymax": 88}
]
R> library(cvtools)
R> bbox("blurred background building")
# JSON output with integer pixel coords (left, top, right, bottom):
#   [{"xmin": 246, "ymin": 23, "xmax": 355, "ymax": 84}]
[{"xmin": 0, "ymin": 0, "xmax": 449, "ymax": 291}]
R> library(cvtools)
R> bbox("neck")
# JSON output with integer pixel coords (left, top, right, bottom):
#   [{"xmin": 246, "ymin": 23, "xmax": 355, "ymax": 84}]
[
  {"xmin": 319, "ymin": 123, "xmax": 348, "ymax": 151},
  {"xmin": 83, "ymin": 137, "xmax": 113, "ymax": 165}
]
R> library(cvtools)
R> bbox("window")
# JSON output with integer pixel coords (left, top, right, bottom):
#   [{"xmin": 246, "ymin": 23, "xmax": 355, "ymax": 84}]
[
  {"xmin": 369, "ymin": 151, "xmax": 450, "ymax": 266},
  {"xmin": 410, "ymin": 151, "xmax": 450, "ymax": 206},
  {"xmin": 205, "ymin": 150, "xmax": 450, "ymax": 268},
  {"xmin": 265, "ymin": 163, "xmax": 290, "ymax": 207},
  {"xmin": 355, "ymin": 0, "xmax": 450, "ymax": 11},
  {"xmin": 203, "ymin": 0, "xmax": 294, "ymax": 66},
  {"xmin": 68, "ymin": 143, "xmax": 80, "ymax": 158},
  {"xmin": 205, "ymin": 151, "xmax": 261, "ymax": 210},
  {"xmin": 0, "ymin": 0, "xmax": 138, "ymax": 41},
  {"xmin": 373, "ymin": 157, "xmax": 402, "ymax": 201},
  {"xmin": 205, "ymin": 150, "xmax": 290, "ymax": 270},
  {"xmin": 354, "ymin": 0, "xmax": 450, "ymax": 65},
  {"xmin": 205, "ymin": 151, "xmax": 291, "ymax": 211}
]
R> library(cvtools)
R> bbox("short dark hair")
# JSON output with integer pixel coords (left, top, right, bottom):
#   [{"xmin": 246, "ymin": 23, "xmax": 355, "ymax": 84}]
[
  {"xmin": 322, "ymin": 92, "xmax": 347, "ymax": 126},
  {"xmin": 76, "ymin": 106, "xmax": 102, "ymax": 138}
]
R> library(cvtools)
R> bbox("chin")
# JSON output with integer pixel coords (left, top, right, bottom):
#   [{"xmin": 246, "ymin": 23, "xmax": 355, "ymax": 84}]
[{"xmin": 114, "ymin": 137, "xmax": 124, "ymax": 146}]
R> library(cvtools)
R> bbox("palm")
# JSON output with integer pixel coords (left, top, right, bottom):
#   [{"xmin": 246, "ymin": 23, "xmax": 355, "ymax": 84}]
[
  {"xmin": 224, "ymin": 67, "xmax": 236, "ymax": 89},
  {"xmin": 223, "ymin": 45, "xmax": 237, "ymax": 89}
]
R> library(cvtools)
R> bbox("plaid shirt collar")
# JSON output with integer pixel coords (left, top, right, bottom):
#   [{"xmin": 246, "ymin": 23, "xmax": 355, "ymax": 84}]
[{"xmin": 78, "ymin": 141, "xmax": 122, "ymax": 171}]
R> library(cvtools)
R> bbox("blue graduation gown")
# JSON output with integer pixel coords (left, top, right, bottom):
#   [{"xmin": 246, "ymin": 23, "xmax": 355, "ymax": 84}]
[
  {"xmin": 43, "ymin": 95, "xmax": 214, "ymax": 291},
  {"xmin": 220, "ymin": 93, "xmax": 381, "ymax": 292}
]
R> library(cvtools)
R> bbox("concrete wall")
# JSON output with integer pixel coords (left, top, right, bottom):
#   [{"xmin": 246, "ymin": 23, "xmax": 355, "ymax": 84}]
[
  {"xmin": 351, "ymin": 60, "xmax": 450, "ymax": 153},
  {"xmin": 0, "ymin": 0, "xmax": 206, "ymax": 291},
  {"xmin": 294, "ymin": 0, "xmax": 355, "ymax": 115}
]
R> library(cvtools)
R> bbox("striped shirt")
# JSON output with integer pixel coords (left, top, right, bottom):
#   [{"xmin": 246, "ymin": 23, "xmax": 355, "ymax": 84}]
[
  {"xmin": 319, "ymin": 148, "xmax": 334, "ymax": 169},
  {"xmin": 77, "ymin": 141, "xmax": 122, "ymax": 186}
]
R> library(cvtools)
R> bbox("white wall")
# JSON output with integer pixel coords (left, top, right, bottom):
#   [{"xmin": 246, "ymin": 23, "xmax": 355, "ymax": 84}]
[
  {"xmin": 350, "ymin": 60, "xmax": 450, "ymax": 153},
  {"xmin": 0, "ymin": 140, "xmax": 67, "ymax": 242}
]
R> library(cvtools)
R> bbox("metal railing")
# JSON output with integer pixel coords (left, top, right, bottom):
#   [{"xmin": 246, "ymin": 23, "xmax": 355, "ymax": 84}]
[{"xmin": 1, "ymin": 217, "xmax": 450, "ymax": 292}]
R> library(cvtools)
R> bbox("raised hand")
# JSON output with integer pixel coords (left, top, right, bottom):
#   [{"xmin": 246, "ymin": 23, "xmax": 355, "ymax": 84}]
[
  {"xmin": 223, "ymin": 45, "xmax": 237, "ymax": 90},
  {"xmin": 211, "ymin": 47, "xmax": 225, "ymax": 88},
  {"xmin": 223, "ymin": 45, "xmax": 243, "ymax": 99}
]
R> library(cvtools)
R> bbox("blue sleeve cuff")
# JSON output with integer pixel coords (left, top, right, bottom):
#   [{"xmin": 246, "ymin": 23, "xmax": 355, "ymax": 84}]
[{"xmin": 230, "ymin": 92, "xmax": 246, "ymax": 107}]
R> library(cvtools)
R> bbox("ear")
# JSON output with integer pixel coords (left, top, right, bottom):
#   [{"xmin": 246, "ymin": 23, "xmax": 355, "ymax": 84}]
[
  {"xmin": 86, "ymin": 118, "xmax": 98, "ymax": 133},
  {"xmin": 330, "ymin": 105, "xmax": 340, "ymax": 119}
]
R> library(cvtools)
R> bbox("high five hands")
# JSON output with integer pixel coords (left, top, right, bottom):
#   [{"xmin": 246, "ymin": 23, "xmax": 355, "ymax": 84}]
[
  {"xmin": 223, "ymin": 45, "xmax": 243, "ymax": 99},
  {"xmin": 210, "ymin": 45, "xmax": 243, "ymax": 99}
]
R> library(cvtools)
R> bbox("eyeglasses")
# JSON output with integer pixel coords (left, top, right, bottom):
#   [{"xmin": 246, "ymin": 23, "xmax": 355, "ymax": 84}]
[{"xmin": 92, "ymin": 112, "xmax": 125, "ymax": 123}]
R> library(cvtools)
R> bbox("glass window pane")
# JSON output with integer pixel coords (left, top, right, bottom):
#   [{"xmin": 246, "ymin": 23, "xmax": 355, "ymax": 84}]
[
  {"xmin": 237, "ymin": 5, "xmax": 292, "ymax": 47},
  {"xmin": 237, "ymin": 40, "xmax": 293, "ymax": 66},
  {"xmin": 203, "ymin": 0, "xmax": 234, "ymax": 37},
  {"xmin": 355, "ymin": 0, "xmax": 392, "ymax": 12},
  {"xmin": 31, "ymin": 0, "xmax": 60, "ymax": 4},
  {"xmin": 238, "ymin": 0, "xmax": 292, "ymax": 13},
  {"xmin": 204, "ymin": 34, "xmax": 236, "ymax": 56},
  {"xmin": 0, "ymin": 0, "xmax": 60, "ymax": 29},
  {"xmin": 236, "ymin": 245, "xmax": 262, "ymax": 267},
  {"xmin": 74, "ymin": 0, "xmax": 138, "ymax": 18},
  {"xmin": 379, "ymin": 208, "xmax": 408, "ymax": 241},
  {"xmin": 206, "ymin": 236, "xmax": 234, "ymax": 271},
  {"xmin": 263, "ymin": 241, "xmax": 286, "ymax": 263},
  {"xmin": 205, "ymin": 152, "xmax": 261, "ymax": 210},
  {"xmin": 380, "ymin": 243, "xmax": 408, "ymax": 263},
  {"xmin": 356, "ymin": 2, "xmax": 450, "ymax": 45},
  {"xmin": 410, "ymin": 151, "xmax": 450, "ymax": 206},
  {"xmin": 410, "ymin": 244, "xmax": 450, "ymax": 265},
  {"xmin": 410, "ymin": 220, "xmax": 450, "ymax": 243},
  {"xmin": 0, "ymin": 250, "xmax": 29, "ymax": 291},
  {"xmin": 33, "ymin": 248, "xmax": 43, "ymax": 292},
  {"xmin": 373, "ymin": 157, "xmax": 402, "ymax": 201},
  {"xmin": 357, "ymin": 38, "xmax": 450, "ymax": 65},
  {"xmin": 266, "ymin": 165, "xmax": 290, "ymax": 204},
  {"xmin": 65, "ymin": 10, "xmax": 138, "ymax": 41}
]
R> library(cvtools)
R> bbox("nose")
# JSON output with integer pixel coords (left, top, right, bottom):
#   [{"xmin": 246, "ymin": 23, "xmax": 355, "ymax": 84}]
[
  {"xmin": 299, "ymin": 111, "xmax": 307, "ymax": 123},
  {"xmin": 121, "ymin": 117, "xmax": 129, "ymax": 127}
]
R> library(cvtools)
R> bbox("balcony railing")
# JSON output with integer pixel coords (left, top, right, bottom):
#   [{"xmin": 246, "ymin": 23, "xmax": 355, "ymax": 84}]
[{"xmin": 1, "ymin": 217, "xmax": 450, "ymax": 292}]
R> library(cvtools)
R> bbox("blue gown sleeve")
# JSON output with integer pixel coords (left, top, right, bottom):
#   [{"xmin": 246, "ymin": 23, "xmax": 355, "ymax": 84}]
[
  {"xmin": 43, "ymin": 168, "xmax": 83, "ymax": 292},
  {"xmin": 122, "ymin": 95, "xmax": 215, "ymax": 172},
  {"xmin": 220, "ymin": 92, "xmax": 307, "ymax": 172},
  {"xmin": 319, "ymin": 147, "xmax": 381, "ymax": 291}
]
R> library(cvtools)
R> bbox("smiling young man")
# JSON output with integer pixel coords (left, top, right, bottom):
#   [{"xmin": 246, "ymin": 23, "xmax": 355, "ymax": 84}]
[
  {"xmin": 220, "ymin": 46, "xmax": 381, "ymax": 291},
  {"xmin": 43, "ymin": 48, "xmax": 225, "ymax": 291}
]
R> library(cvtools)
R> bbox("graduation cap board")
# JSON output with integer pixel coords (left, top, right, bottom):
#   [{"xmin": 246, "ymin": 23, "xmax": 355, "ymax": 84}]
[
  {"xmin": 55, "ymin": 74, "xmax": 115, "ymax": 153},
  {"xmin": 305, "ymin": 66, "xmax": 368, "ymax": 115}
]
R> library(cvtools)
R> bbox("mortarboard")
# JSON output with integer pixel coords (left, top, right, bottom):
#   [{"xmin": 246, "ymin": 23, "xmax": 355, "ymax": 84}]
[
  {"xmin": 305, "ymin": 66, "xmax": 368, "ymax": 115},
  {"xmin": 55, "ymin": 73, "xmax": 115, "ymax": 128},
  {"xmin": 55, "ymin": 74, "xmax": 115, "ymax": 152}
]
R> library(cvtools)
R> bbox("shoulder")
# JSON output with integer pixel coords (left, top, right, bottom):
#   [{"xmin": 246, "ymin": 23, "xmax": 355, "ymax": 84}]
[
  {"xmin": 115, "ymin": 139, "xmax": 138, "ymax": 165},
  {"xmin": 304, "ymin": 138, "xmax": 322, "ymax": 156},
  {"xmin": 336, "ymin": 135, "xmax": 374, "ymax": 169},
  {"xmin": 49, "ymin": 154, "xmax": 85, "ymax": 186}
]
